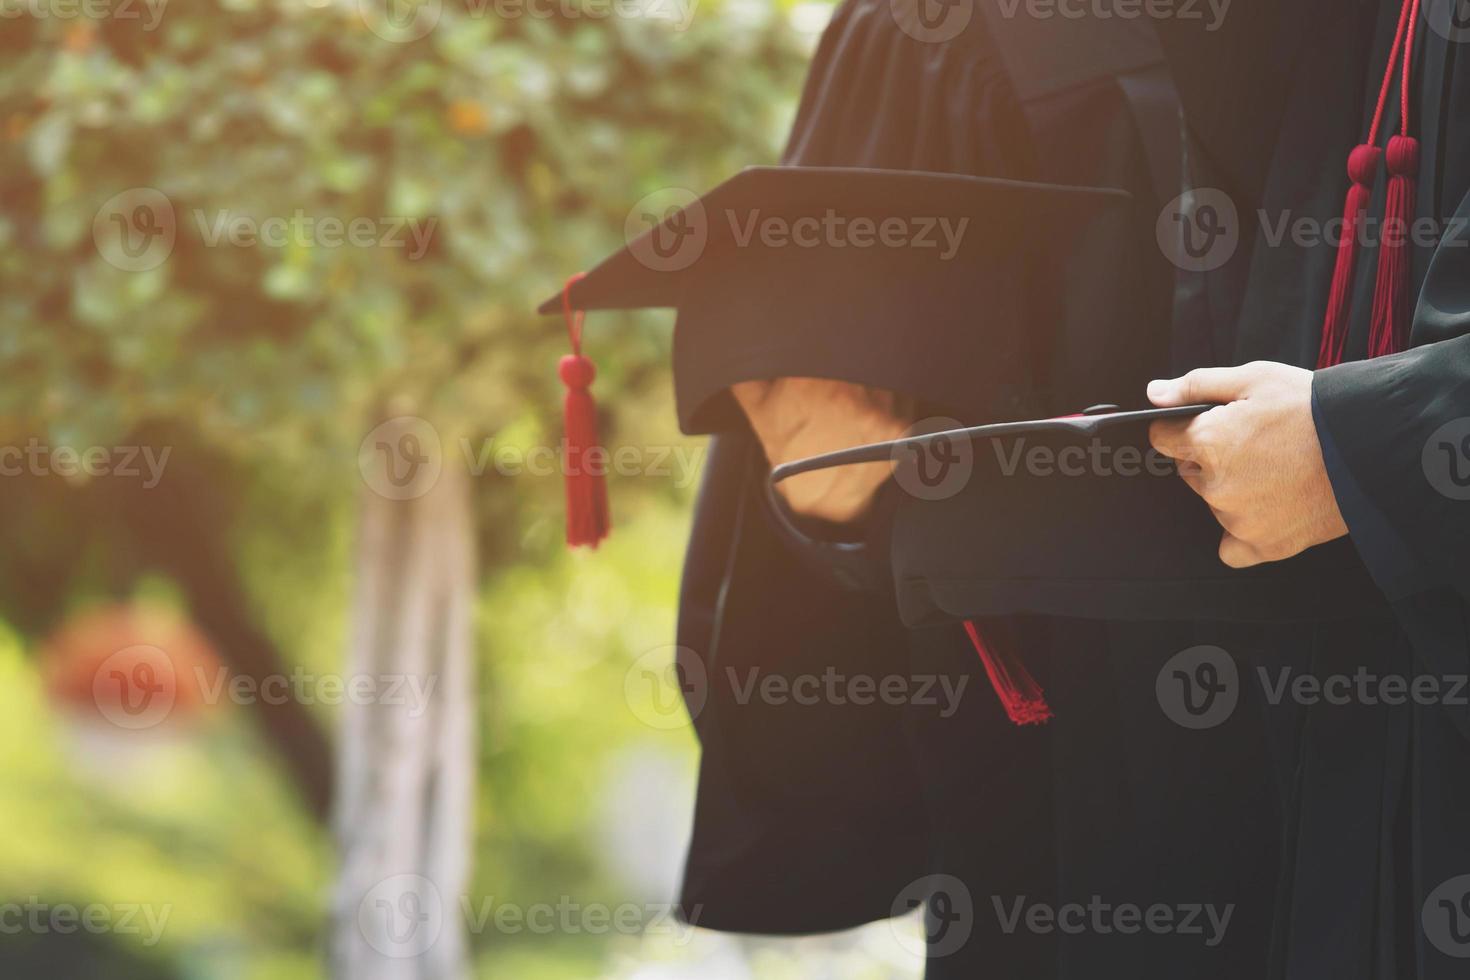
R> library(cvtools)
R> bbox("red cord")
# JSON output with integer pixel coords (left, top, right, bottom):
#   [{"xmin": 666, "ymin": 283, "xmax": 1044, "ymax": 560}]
[
  {"xmin": 1400, "ymin": 0, "xmax": 1421, "ymax": 134},
  {"xmin": 562, "ymin": 271, "xmax": 587, "ymax": 355},
  {"xmin": 1368, "ymin": 0, "xmax": 1413, "ymax": 144}
]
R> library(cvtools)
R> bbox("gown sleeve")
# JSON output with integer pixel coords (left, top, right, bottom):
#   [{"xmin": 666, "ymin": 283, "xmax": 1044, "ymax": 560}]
[{"xmin": 1312, "ymin": 190, "xmax": 1470, "ymax": 605}]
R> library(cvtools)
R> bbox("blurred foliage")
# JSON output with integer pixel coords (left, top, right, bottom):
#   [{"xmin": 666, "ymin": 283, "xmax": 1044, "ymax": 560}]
[
  {"xmin": 0, "ymin": 0, "xmax": 845, "ymax": 976},
  {"xmin": 0, "ymin": 0, "xmax": 812, "ymax": 465}
]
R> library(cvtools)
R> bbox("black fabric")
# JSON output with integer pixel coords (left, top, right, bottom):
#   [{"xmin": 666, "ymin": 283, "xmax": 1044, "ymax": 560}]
[
  {"xmin": 890, "ymin": 423, "xmax": 1392, "ymax": 627},
  {"xmin": 1153, "ymin": 2, "xmax": 1306, "ymax": 215},
  {"xmin": 676, "ymin": 434, "xmax": 929, "ymax": 932}
]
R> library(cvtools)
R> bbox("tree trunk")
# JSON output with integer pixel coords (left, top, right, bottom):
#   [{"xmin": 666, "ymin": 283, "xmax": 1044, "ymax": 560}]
[
  {"xmin": 330, "ymin": 440, "xmax": 476, "ymax": 980},
  {"xmin": 110, "ymin": 436, "xmax": 338, "ymax": 820}
]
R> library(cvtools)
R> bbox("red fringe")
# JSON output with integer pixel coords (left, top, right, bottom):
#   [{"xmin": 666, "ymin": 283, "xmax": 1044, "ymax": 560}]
[
  {"xmin": 1317, "ymin": 144, "xmax": 1381, "ymax": 368},
  {"xmin": 963, "ymin": 620, "xmax": 1052, "ymax": 726},
  {"xmin": 561, "ymin": 353, "xmax": 610, "ymax": 549},
  {"xmin": 1367, "ymin": 135, "xmax": 1419, "ymax": 359}
]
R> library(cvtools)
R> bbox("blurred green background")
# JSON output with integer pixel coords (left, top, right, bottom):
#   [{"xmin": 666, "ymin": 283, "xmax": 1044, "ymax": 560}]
[{"xmin": 0, "ymin": 0, "xmax": 923, "ymax": 976}]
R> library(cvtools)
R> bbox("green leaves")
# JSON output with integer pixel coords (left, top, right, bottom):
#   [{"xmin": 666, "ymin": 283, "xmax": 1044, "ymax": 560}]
[{"xmin": 5, "ymin": 0, "xmax": 809, "ymax": 464}]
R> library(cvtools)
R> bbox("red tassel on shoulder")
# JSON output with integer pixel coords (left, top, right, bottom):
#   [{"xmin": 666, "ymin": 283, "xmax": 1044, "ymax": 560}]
[
  {"xmin": 1369, "ymin": 0, "xmax": 1422, "ymax": 360},
  {"xmin": 963, "ymin": 619, "xmax": 1052, "ymax": 726},
  {"xmin": 1315, "ymin": 0, "xmax": 1421, "ymax": 367},
  {"xmin": 560, "ymin": 273, "xmax": 610, "ymax": 548},
  {"xmin": 1316, "ymin": 144, "xmax": 1381, "ymax": 368},
  {"xmin": 1367, "ymin": 135, "xmax": 1418, "ymax": 358}
]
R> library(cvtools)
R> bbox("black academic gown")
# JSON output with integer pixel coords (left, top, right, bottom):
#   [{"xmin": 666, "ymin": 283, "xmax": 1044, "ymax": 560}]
[{"xmin": 675, "ymin": 2, "xmax": 1470, "ymax": 978}]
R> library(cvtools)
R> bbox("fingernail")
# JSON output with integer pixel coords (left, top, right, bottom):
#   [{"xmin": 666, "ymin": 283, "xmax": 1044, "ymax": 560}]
[{"xmin": 1147, "ymin": 379, "xmax": 1168, "ymax": 399}]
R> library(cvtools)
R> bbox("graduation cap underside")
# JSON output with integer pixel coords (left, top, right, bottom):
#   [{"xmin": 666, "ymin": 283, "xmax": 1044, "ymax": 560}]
[{"xmin": 542, "ymin": 166, "xmax": 1157, "ymax": 433}]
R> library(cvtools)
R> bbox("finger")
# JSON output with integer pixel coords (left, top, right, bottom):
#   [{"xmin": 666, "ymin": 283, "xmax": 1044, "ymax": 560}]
[
  {"xmin": 1219, "ymin": 531, "xmax": 1264, "ymax": 568},
  {"xmin": 1148, "ymin": 418, "xmax": 1198, "ymax": 461},
  {"xmin": 1147, "ymin": 365, "xmax": 1257, "ymax": 407}
]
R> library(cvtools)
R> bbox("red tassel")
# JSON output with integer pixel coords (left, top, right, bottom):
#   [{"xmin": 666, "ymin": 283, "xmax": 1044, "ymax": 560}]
[
  {"xmin": 1316, "ymin": 144, "xmax": 1381, "ymax": 368},
  {"xmin": 561, "ymin": 354, "xmax": 610, "ymax": 547},
  {"xmin": 963, "ymin": 620, "xmax": 1052, "ymax": 726},
  {"xmin": 561, "ymin": 273, "xmax": 610, "ymax": 548},
  {"xmin": 1314, "ymin": 0, "xmax": 1419, "ymax": 365},
  {"xmin": 1367, "ymin": 135, "xmax": 1419, "ymax": 359}
]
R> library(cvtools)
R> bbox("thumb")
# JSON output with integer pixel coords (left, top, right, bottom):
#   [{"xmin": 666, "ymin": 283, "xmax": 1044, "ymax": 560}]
[{"xmin": 1147, "ymin": 365, "xmax": 1254, "ymax": 407}]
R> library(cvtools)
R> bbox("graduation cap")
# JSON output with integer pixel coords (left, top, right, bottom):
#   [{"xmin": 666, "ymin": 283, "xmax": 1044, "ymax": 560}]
[{"xmin": 542, "ymin": 165, "xmax": 1167, "ymax": 548}]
